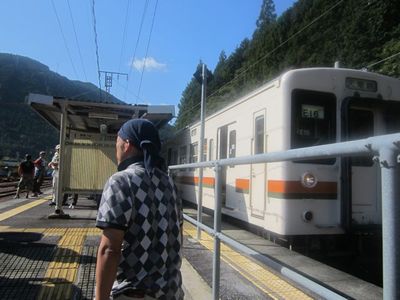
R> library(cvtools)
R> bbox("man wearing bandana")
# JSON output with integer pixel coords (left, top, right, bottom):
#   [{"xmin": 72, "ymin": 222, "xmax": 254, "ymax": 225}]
[{"xmin": 95, "ymin": 119, "xmax": 183, "ymax": 300}]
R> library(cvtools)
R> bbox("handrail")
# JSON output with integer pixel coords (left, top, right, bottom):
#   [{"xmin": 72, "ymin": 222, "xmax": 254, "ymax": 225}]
[
  {"xmin": 183, "ymin": 214, "xmax": 350, "ymax": 300},
  {"xmin": 169, "ymin": 133, "xmax": 400, "ymax": 170},
  {"xmin": 170, "ymin": 133, "xmax": 400, "ymax": 300}
]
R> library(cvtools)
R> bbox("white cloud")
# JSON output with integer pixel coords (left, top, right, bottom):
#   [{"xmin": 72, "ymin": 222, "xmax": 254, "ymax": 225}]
[{"xmin": 130, "ymin": 57, "xmax": 167, "ymax": 71}]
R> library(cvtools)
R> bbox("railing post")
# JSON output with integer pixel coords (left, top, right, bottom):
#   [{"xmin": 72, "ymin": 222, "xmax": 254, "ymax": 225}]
[
  {"xmin": 55, "ymin": 102, "xmax": 67, "ymax": 216},
  {"xmin": 379, "ymin": 144, "xmax": 400, "ymax": 300},
  {"xmin": 212, "ymin": 163, "xmax": 222, "ymax": 300}
]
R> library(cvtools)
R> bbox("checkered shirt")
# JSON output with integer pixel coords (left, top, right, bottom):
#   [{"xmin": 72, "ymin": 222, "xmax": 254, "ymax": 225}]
[{"xmin": 96, "ymin": 162, "xmax": 183, "ymax": 299}]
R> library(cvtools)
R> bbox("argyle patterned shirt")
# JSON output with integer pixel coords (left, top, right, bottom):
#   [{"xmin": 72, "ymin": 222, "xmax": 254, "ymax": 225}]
[{"xmin": 96, "ymin": 161, "xmax": 183, "ymax": 299}]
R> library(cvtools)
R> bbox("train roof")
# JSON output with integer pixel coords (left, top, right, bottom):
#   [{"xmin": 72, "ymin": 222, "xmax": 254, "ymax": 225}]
[
  {"xmin": 181, "ymin": 67, "xmax": 400, "ymax": 130},
  {"xmin": 26, "ymin": 93, "xmax": 175, "ymax": 133}
]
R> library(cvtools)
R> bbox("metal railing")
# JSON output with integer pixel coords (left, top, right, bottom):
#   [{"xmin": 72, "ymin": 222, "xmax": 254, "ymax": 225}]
[{"xmin": 169, "ymin": 133, "xmax": 400, "ymax": 300}]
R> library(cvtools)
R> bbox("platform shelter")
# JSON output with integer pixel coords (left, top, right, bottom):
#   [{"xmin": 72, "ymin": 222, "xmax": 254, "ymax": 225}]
[{"xmin": 27, "ymin": 93, "xmax": 174, "ymax": 217}]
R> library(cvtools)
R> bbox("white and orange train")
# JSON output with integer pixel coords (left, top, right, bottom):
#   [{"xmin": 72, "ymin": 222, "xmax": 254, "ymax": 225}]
[{"xmin": 164, "ymin": 67, "xmax": 400, "ymax": 237}]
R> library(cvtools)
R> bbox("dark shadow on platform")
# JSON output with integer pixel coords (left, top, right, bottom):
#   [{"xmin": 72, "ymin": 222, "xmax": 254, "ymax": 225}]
[
  {"xmin": 0, "ymin": 276, "xmax": 94, "ymax": 300},
  {"xmin": 0, "ymin": 232, "xmax": 95, "ymax": 263}
]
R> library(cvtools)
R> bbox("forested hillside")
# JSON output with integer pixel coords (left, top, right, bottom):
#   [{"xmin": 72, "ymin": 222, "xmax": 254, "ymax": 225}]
[
  {"xmin": 0, "ymin": 53, "xmax": 122, "ymax": 158},
  {"xmin": 175, "ymin": 0, "xmax": 400, "ymax": 129}
]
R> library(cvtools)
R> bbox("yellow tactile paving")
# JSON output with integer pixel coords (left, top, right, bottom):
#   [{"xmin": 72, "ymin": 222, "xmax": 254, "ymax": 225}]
[
  {"xmin": 0, "ymin": 199, "xmax": 48, "ymax": 222},
  {"xmin": 44, "ymin": 228, "xmax": 68, "ymax": 236},
  {"xmin": 0, "ymin": 194, "xmax": 312, "ymax": 299},
  {"xmin": 184, "ymin": 222, "xmax": 313, "ymax": 300},
  {"xmin": 0, "ymin": 197, "xmax": 101, "ymax": 299},
  {"xmin": 37, "ymin": 228, "xmax": 97, "ymax": 300}
]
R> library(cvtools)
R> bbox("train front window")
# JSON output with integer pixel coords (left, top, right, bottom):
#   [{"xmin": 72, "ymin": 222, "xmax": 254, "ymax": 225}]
[
  {"xmin": 385, "ymin": 102, "xmax": 400, "ymax": 133},
  {"xmin": 348, "ymin": 108, "xmax": 374, "ymax": 167},
  {"xmin": 291, "ymin": 89, "xmax": 336, "ymax": 164}
]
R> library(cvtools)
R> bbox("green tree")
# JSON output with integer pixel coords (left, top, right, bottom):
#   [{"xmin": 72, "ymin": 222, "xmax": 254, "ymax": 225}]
[
  {"xmin": 175, "ymin": 0, "xmax": 400, "ymax": 129},
  {"xmin": 174, "ymin": 63, "xmax": 203, "ymax": 129},
  {"xmin": 256, "ymin": 0, "xmax": 277, "ymax": 28}
]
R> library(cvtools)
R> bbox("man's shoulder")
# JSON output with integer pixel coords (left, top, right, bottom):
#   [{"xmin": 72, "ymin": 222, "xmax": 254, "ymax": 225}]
[{"xmin": 109, "ymin": 164, "xmax": 145, "ymax": 183}]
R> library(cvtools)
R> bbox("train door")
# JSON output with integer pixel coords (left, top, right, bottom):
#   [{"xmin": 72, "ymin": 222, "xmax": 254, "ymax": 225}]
[
  {"xmin": 250, "ymin": 110, "xmax": 266, "ymax": 218},
  {"xmin": 348, "ymin": 107, "xmax": 380, "ymax": 225},
  {"xmin": 217, "ymin": 123, "xmax": 236, "ymax": 208},
  {"xmin": 342, "ymin": 98, "xmax": 400, "ymax": 227}
]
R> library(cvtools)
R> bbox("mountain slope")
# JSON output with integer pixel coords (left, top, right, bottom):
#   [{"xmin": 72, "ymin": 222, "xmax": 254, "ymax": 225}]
[{"xmin": 0, "ymin": 53, "xmax": 123, "ymax": 158}]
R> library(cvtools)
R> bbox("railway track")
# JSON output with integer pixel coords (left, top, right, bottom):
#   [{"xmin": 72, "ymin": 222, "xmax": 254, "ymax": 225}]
[{"xmin": 0, "ymin": 180, "xmax": 52, "ymax": 198}]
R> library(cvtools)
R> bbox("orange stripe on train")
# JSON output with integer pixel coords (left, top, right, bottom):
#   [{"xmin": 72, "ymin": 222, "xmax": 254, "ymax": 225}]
[
  {"xmin": 268, "ymin": 180, "xmax": 337, "ymax": 199},
  {"xmin": 268, "ymin": 180, "xmax": 337, "ymax": 194},
  {"xmin": 175, "ymin": 176, "xmax": 215, "ymax": 188},
  {"xmin": 175, "ymin": 176, "xmax": 337, "ymax": 199},
  {"xmin": 235, "ymin": 178, "xmax": 250, "ymax": 193}
]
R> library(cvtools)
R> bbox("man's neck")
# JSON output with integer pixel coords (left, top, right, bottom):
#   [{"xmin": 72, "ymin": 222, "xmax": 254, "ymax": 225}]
[{"xmin": 117, "ymin": 155, "xmax": 144, "ymax": 171}]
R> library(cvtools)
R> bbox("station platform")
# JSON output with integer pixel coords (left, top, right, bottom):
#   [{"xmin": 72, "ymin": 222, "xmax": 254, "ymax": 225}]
[
  {"xmin": 0, "ymin": 192, "xmax": 211, "ymax": 299},
  {"xmin": 0, "ymin": 191, "xmax": 382, "ymax": 299}
]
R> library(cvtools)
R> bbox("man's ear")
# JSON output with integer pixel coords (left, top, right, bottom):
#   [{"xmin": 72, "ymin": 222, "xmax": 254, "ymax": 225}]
[
  {"xmin": 126, "ymin": 141, "xmax": 138, "ymax": 154},
  {"xmin": 124, "ymin": 141, "xmax": 132, "ymax": 152}
]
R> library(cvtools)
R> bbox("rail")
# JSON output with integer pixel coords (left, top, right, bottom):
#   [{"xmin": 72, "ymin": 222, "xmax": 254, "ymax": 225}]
[
  {"xmin": 169, "ymin": 133, "xmax": 400, "ymax": 300},
  {"xmin": 0, "ymin": 179, "xmax": 52, "ymax": 198}
]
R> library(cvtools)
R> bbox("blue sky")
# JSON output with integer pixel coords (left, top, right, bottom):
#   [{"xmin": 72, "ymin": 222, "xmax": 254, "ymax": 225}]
[{"xmin": 1, "ymin": 0, "xmax": 296, "ymax": 110}]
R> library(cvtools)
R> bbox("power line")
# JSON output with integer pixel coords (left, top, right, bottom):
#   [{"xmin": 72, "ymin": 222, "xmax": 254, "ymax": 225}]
[
  {"xmin": 176, "ymin": 0, "xmax": 348, "ymax": 125},
  {"xmin": 137, "ymin": 0, "xmax": 159, "ymax": 101},
  {"xmin": 365, "ymin": 51, "xmax": 400, "ymax": 69},
  {"xmin": 50, "ymin": 0, "xmax": 79, "ymax": 79},
  {"xmin": 205, "ymin": 0, "xmax": 346, "ymax": 102},
  {"xmin": 99, "ymin": 70, "xmax": 128, "ymax": 94},
  {"xmin": 66, "ymin": 0, "xmax": 88, "ymax": 81},
  {"xmin": 90, "ymin": 0, "xmax": 102, "ymax": 93},
  {"xmin": 174, "ymin": 99, "xmax": 203, "ymax": 127},
  {"xmin": 124, "ymin": 0, "xmax": 150, "ymax": 102},
  {"xmin": 118, "ymin": 0, "xmax": 133, "ymax": 73},
  {"xmin": 115, "ymin": 80, "xmax": 146, "ymax": 104}
]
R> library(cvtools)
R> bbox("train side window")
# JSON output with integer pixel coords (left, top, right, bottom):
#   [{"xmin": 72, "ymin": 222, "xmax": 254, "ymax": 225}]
[
  {"xmin": 179, "ymin": 145, "xmax": 187, "ymax": 164},
  {"xmin": 209, "ymin": 139, "xmax": 214, "ymax": 160},
  {"xmin": 255, "ymin": 116, "xmax": 264, "ymax": 154},
  {"xmin": 190, "ymin": 142, "xmax": 198, "ymax": 163},
  {"xmin": 219, "ymin": 126, "xmax": 228, "ymax": 159},
  {"xmin": 167, "ymin": 148, "xmax": 172, "ymax": 165},
  {"xmin": 291, "ymin": 89, "xmax": 336, "ymax": 164},
  {"xmin": 171, "ymin": 149, "xmax": 178, "ymax": 165},
  {"xmin": 229, "ymin": 130, "xmax": 236, "ymax": 158}
]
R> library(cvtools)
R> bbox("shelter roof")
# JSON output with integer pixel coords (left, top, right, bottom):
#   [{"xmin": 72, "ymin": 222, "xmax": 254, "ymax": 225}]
[{"xmin": 27, "ymin": 93, "xmax": 174, "ymax": 133}]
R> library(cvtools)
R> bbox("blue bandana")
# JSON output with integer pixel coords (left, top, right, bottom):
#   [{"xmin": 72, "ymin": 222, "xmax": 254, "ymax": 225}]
[{"xmin": 118, "ymin": 119, "xmax": 164, "ymax": 174}]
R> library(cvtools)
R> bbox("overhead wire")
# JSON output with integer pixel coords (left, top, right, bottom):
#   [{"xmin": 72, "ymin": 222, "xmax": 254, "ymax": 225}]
[
  {"xmin": 136, "ymin": 0, "xmax": 159, "ymax": 101},
  {"xmin": 115, "ymin": 80, "xmax": 146, "ymax": 104},
  {"xmin": 66, "ymin": 0, "xmax": 88, "ymax": 81},
  {"xmin": 174, "ymin": 0, "xmax": 350, "ymax": 127},
  {"xmin": 364, "ymin": 51, "xmax": 400, "ymax": 70},
  {"xmin": 90, "ymin": 0, "xmax": 102, "ymax": 92},
  {"xmin": 50, "ymin": 0, "xmax": 79, "ymax": 80},
  {"xmin": 205, "ymin": 0, "xmax": 346, "ymax": 103},
  {"xmin": 207, "ymin": 0, "xmax": 391, "ymax": 105},
  {"xmin": 124, "ymin": 0, "xmax": 150, "ymax": 102},
  {"xmin": 118, "ymin": 0, "xmax": 133, "ymax": 73}
]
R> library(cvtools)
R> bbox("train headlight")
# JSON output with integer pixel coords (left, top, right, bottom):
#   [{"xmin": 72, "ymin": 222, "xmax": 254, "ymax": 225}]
[
  {"xmin": 301, "ymin": 172, "xmax": 317, "ymax": 188},
  {"xmin": 302, "ymin": 211, "xmax": 313, "ymax": 222}
]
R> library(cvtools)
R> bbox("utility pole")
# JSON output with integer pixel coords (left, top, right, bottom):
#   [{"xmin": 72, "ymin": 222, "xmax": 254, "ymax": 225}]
[
  {"xmin": 197, "ymin": 63, "xmax": 207, "ymax": 239},
  {"xmin": 99, "ymin": 70, "xmax": 128, "ymax": 96},
  {"xmin": 193, "ymin": 63, "xmax": 212, "ymax": 239}
]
